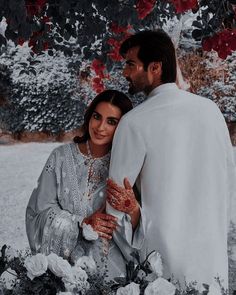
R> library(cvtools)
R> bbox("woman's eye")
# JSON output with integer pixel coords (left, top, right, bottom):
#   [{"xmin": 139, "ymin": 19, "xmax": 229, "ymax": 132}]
[
  {"xmin": 93, "ymin": 113, "xmax": 100, "ymax": 120},
  {"xmin": 107, "ymin": 119, "xmax": 118, "ymax": 126}
]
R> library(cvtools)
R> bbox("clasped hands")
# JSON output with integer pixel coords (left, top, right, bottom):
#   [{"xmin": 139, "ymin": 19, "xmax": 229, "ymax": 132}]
[{"xmin": 83, "ymin": 178, "xmax": 139, "ymax": 240}]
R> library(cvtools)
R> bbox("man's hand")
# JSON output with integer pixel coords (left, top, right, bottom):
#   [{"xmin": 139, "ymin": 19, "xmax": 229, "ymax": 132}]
[
  {"xmin": 107, "ymin": 177, "xmax": 139, "ymax": 215},
  {"xmin": 83, "ymin": 205, "xmax": 117, "ymax": 240}
]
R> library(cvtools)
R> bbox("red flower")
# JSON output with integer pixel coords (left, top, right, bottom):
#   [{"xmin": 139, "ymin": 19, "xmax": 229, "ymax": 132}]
[
  {"xmin": 231, "ymin": 36, "xmax": 236, "ymax": 50},
  {"xmin": 28, "ymin": 38, "xmax": 36, "ymax": 48},
  {"xmin": 202, "ymin": 29, "xmax": 236, "ymax": 59},
  {"xmin": 26, "ymin": 5, "xmax": 39, "ymax": 17},
  {"xmin": 18, "ymin": 38, "xmax": 25, "ymax": 46},
  {"xmin": 108, "ymin": 49, "xmax": 123, "ymax": 61},
  {"xmin": 36, "ymin": 0, "xmax": 47, "ymax": 7},
  {"xmin": 170, "ymin": 0, "xmax": 198, "ymax": 13},
  {"xmin": 25, "ymin": 0, "xmax": 47, "ymax": 17},
  {"xmin": 136, "ymin": 0, "xmax": 156, "ymax": 19},
  {"xmin": 92, "ymin": 77, "xmax": 105, "ymax": 93},
  {"xmin": 110, "ymin": 22, "xmax": 132, "ymax": 34},
  {"xmin": 107, "ymin": 29, "xmax": 132, "ymax": 62},
  {"xmin": 43, "ymin": 42, "xmax": 49, "ymax": 50},
  {"xmin": 42, "ymin": 16, "xmax": 50, "ymax": 23},
  {"xmin": 107, "ymin": 38, "xmax": 120, "ymax": 47},
  {"xmin": 91, "ymin": 60, "xmax": 108, "ymax": 92},
  {"xmin": 91, "ymin": 59, "xmax": 106, "ymax": 78},
  {"xmin": 107, "ymin": 38, "xmax": 123, "ymax": 61}
]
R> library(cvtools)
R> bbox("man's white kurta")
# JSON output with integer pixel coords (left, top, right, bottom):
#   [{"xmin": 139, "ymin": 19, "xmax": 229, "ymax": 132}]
[{"xmin": 109, "ymin": 83, "xmax": 236, "ymax": 288}]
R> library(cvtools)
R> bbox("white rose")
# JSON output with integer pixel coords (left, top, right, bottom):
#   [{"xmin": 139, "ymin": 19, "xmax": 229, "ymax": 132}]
[
  {"xmin": 147, "ymin": 251, "xmax": 163, "ymax": 277},
  {"xmin": 5, "ymin": 246, "xmax": 18, "ymax": 261},
  {"xmin": 116, "ymin": 282, "xmax": 140, "ymax": 295},
  {"xmin": 144, "ymin": 278, "xmax": 176, "ymax": 295},
  {"xmin": 57, "ymin": 292, "xmax": 73, "ymax": 295},
  {"xmin": 63, "ymin": 266, "xmax": 89, "ymax": 292},
  {"xmin": 75, "ymin": 256, "xmax": 97, "ymax": 274},
  {"xmin": 24, "ymin": 253, "xmax": 48, "ymax": 280},
  {"xmin": 0, "ymin": 268, "xmax": 17, "ymax": 289},
  {"xmin": 47, "ymin": 253, "xmax": 72, "ymax": 278},
  {"xmin": 82, "ymin": 223, "xmax": 99, "ymax": 241},
  {"xmin": 208, "ymin": 282, "xmax": 222, "ymax": 295}
]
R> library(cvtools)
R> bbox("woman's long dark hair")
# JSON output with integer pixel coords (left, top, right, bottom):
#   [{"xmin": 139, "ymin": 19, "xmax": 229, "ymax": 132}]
[{"xmin": 73, "ymin": 89, "xmax": 133, "ymax": 144}]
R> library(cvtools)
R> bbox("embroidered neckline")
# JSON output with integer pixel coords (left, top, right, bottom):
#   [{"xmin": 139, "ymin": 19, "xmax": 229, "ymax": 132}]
[{"xmin": 74, "ymin": 142, "xmax": 110, "ymax": 161}]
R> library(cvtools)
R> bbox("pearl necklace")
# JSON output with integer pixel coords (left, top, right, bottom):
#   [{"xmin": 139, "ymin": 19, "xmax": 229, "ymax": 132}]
[
  {"xmin": 85, "ymin": 140, "xmax": 95, "ymax": 200},
  {"xmin": 85, "ymin": 141, "xmax": 110, "ymax": 255},
  {"xmin": 86, "ymin": 140, "xmax": 93, "ymax": 158}
]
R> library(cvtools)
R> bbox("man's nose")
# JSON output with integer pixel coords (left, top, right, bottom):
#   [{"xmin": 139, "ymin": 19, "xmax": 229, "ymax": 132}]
[{"xmin": 123, "ymin": 67, "xmax": 129, "ymax": 78}]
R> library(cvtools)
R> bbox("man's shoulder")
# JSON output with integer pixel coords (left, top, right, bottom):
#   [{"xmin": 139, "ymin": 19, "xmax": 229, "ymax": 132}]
[
  {"xmin": 118, "ymin": 102, "xmax": 149, "ymax": 130},
  {"xmin": 181, "ymin": 89, "xmax": 222, "ymax": 113},
  {"xmin": 123, "ymin": 99, "xmax": 152, "ymax": 120}
]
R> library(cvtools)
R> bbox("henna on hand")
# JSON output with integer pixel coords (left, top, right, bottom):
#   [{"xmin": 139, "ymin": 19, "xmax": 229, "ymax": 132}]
[
  {"xmin": 107, "ymin": 178, "xmax": 139, "ymax": 214},
  {"xmin": 83, "ymin": 210, "xmax": 117, "ymax": 240}
]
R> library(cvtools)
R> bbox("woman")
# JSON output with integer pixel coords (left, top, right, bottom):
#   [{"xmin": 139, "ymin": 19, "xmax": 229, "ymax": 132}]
[{"xmin": 26, "ymin": 89, "xmax": 136, "ymax": 279}]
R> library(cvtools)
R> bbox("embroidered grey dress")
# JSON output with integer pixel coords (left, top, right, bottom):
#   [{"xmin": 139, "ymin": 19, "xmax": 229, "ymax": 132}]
[{"xmin": 26, "ymin": 142, "xmax": 128, "ymax": 278}]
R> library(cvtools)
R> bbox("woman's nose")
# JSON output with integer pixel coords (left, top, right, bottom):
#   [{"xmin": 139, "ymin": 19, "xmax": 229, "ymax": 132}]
[{"xmin": 97, "ymin": 120, "xmax": 106, "ymax": 130}]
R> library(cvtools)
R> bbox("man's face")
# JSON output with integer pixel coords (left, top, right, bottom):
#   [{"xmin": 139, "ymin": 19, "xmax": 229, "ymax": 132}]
[{"xmin": 122, "ymin": 46, "xmax": 151, "ymax": 95}]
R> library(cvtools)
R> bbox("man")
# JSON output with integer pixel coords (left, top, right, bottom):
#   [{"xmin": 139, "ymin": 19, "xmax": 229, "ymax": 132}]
[{"xmin": 107, "ymin": 30, "xmax": 236, "ymax": 288}]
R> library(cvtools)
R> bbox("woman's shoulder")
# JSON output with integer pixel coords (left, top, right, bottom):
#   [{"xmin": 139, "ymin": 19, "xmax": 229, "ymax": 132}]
[{"xmin": 48, "ymin": 142, "xmax": 76, "ymax": 158}]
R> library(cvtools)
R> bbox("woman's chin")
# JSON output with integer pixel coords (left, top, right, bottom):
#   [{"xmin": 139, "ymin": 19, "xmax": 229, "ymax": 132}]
[{"xmin": 90, "ymin": 138, "xmax": 110, "ymax": 147}]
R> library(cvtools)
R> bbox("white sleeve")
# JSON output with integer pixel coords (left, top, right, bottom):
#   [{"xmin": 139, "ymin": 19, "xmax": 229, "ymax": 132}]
[
  {"xmin": 107, "ymin": 116, "xmax": 146, "ymax": 260},
  {"xmin": 109, "ymin": 116, "xmax": 146, "ymax": 185},
  {"xmin": 228, "ymin": 146, "xmax": 236, "ymax": 228}
]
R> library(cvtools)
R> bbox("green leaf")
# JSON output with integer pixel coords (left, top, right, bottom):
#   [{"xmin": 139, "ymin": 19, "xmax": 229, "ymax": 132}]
[
  {"xmin": 48, "ymin": 50, "xmax": 54, "ymax": 56},
  {"xmin": 192, "ymin": 20, "xmax": 202, "ymax": 29},
  {"xmin": 192, "ymin": 29, "xmax": 203, "ymax": 41},
  {"xmin": 113, "ymin": 277, "xmax": 127, "ymax": 285},
  {"xmin": 19, "ymin": 70, "xmax": 27, "ymax": 75},
  {"xmin": 29, "ymin": 69, "xmax": 37, "ymax": 76},
  {"xmin": 0, "ymin": 34, "xmax": 7, "ymax": 47}
]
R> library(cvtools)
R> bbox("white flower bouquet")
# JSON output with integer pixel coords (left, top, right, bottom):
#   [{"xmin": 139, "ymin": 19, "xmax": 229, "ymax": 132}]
[
  {"xmin": 0, "ymin": 245, "xmax": 90, "ymax": 295},
  {"xmin": 0, "ymin": 245, "xmax": 228, "ymax": 295}
]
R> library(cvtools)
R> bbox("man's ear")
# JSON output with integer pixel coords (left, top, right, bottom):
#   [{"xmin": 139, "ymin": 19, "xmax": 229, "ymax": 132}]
[{"xmin": 149, "ymin": 61, "xmax": 162, "ymax": 74}]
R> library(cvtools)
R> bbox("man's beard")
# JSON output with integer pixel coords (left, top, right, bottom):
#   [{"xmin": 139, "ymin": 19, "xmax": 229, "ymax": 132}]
[
  {"xmin": 126, "ymin": 78, "xmax": 139, "ymax": 95},
  {"xmin": 127, "ymin": 77, "xmax": 150, "ymax": 95},
  {"xmin": 128, "ymin": 85, "xmax": 136, "ymax": 95}
]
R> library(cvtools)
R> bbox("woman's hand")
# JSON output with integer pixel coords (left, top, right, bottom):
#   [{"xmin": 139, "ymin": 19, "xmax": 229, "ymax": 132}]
[
  {"xmin": 107, "ymin": 178, "xmax": 140, "ymax": 229},
  {"xmin": 107, "ymin": 178, "xmax": 139, "ymax": 214},
  {"xmin": 82, "ymin": 206, "xmax": 118, "ymax": 240}
]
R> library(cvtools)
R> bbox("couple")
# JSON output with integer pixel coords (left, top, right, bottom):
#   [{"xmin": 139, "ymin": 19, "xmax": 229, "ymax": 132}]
[{"xmin": 26, "ymin": 29, "xmax": 235, "ymax": 288}]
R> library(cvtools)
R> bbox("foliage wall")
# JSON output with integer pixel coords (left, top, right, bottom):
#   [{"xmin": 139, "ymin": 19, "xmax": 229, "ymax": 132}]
[{"xmin": 0, "ymin": 0, "xmax": 235, "ymax": 134}]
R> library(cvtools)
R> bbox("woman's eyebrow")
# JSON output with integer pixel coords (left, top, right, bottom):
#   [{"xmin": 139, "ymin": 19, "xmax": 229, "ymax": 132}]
[
  {"xmin": 93, "ymin": 111, "xmax": 120, "ymax": 120},
  {"xmin": 107, "ymin": 116, "xmax": 119, "ymax": 121}
]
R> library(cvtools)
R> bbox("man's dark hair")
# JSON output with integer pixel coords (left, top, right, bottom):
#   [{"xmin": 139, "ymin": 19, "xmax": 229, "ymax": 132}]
[{"xmin": 120, "ymin": 29, "xmax": 176, "ymax": 83}]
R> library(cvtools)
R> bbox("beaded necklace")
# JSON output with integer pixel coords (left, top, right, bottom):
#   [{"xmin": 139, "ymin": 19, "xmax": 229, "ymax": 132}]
[
  {"xmin": 85, "ymin": 140, "xmax": 95, "ymax": 200},
  {"xmin": 86, "ymin": 140, "xmax": 110, "ymax": 256}
]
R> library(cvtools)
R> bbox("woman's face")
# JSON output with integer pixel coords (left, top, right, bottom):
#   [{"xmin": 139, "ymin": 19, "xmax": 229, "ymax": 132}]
[{"xmin": 89, "ymin": 101, "xmax": 122, "ymax": 147}]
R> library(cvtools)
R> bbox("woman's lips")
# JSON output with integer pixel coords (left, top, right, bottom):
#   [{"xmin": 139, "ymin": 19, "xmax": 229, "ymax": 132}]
[{"xmin": 94, "ymin": 131, "xmax": 106, "ymax": 139}]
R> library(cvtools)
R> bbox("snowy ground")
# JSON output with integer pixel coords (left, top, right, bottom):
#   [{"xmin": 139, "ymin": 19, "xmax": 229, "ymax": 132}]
[
  {"xmin": 0, "ymin": 142, "xmax": 236, "ymax": 250},
  {"xmin": 0, "ymin": 142, "xmax": 62, "ymax": 250}
]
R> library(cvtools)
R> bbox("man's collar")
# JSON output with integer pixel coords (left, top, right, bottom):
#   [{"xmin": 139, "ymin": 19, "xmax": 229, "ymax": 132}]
[{"xmin": 147, "ymin": 83, "xmax": 178, "ymax": 99}]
